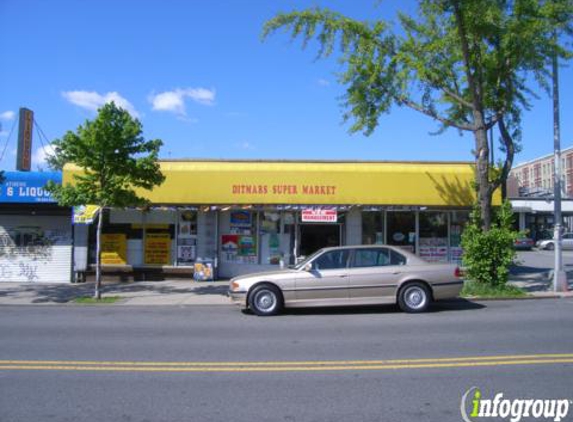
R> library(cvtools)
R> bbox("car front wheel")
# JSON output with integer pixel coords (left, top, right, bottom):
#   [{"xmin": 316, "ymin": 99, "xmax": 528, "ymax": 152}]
[
  {"xmin": 546, "ymin": 243, "xmax": 555, "ymax": 251},
  {"xmin": 398, "ymin": 282, "xmax": 431, "ymax": 313},
  {"xmin": 248, "ymin": 284, "xmax": 283, "ymax": 316}
]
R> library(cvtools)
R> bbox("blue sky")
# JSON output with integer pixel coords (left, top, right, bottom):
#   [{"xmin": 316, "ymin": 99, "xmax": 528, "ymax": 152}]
[{"xmin": 0, "ymin": 0, "xmax": 571, "ymax": 171}]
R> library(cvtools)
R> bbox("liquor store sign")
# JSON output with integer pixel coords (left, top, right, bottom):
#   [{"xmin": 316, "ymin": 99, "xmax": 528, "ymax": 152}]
[
  {"xmin": 301, "ymin": 209, "xmax": 338, "ymax": 223},
  {"xmin": 0, "ymin": 171, "xmax": 60, "ymax": 203}
]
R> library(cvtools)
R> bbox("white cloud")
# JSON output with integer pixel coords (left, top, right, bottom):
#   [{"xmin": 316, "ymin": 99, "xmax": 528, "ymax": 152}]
[
  {"xmin": 149, "ymin": 87, "xmax": 215, "ymax": 115},
  {"xmin": 33, "ymin": 144, "xmax": 54, "ymax": 169},
  {"xmin": 0, "ymin": 110, "xmax": 15, "ymax": 120},
  {"xmin": 62, "ymin": 90, "xmax": 140, "ymax": 118},
  {"xmin": 317, "ymin": 78, "xmax": 331, "ymax": 87}
]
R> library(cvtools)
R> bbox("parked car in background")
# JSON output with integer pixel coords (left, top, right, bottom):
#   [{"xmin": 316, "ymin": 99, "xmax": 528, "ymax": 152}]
[
  {"xmin": 228, "ymin": 245, "xmax": 463, "ymax": 316},
  {"xmin": 537, "ymin": 233, "xmax": 573, "ymax": 250},
  {"xmin": 514, "ymin": 236, "xmax": 535, "ymax": 250}
]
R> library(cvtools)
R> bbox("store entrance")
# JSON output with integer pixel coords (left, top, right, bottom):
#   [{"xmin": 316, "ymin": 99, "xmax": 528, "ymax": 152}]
[{"xmin": 299, "ymin": 224, "xmax": 340, "ymax": 257}]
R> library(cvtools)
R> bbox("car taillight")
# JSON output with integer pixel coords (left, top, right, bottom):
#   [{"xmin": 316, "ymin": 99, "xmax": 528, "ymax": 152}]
[{"xmin": 454, "ymin": 267, "xmax": 464, "ymax": 278}]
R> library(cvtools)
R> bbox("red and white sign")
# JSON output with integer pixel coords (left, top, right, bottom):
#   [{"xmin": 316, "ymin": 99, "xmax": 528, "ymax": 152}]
[{"xmin": 301, "ymin": 209, "xmax": 338, "ymax": 223}]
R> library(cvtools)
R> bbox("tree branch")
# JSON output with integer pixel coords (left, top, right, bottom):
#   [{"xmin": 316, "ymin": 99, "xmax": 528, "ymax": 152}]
[
  {"xmin": 396, "ymin": 96, "xmax": 475, "ymax": 131},
  {"xmin": 490, "ymin": 116, "xmax": 515, "ymax": 194}
]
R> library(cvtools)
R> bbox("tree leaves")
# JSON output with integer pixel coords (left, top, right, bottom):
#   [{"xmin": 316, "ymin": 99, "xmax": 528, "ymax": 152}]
[{"xmin": 46, "ymin": 102, "xmax": 165, "ymax": 209}]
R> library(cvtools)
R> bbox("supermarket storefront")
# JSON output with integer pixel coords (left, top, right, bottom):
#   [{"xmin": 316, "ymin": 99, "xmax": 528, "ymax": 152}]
[{"xmin": 65, "ymin": 160, "xmax": 479, "ymax": 279}]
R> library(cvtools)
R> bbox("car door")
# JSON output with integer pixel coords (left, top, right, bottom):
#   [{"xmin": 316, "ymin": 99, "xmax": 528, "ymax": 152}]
[
  {"xmin": 563, "ymin": 233, "xmax": 573, "ymax": 250},
  {"xmin": 347, "ymin": 247, "xmax": 407, "ymax": 304},
  {"xmin": 294, "ymin": 249, "xmax": 350, "ymax": 305}
]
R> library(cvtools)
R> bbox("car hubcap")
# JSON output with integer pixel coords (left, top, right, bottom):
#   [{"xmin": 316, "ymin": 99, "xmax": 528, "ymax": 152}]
[
  {"xmin": 405, "ymin": 287, "xmax": 426, "ymax": 309},
  {"xmin": 255, "ymin": 291, "xmax": 276, "ymax": 312}
]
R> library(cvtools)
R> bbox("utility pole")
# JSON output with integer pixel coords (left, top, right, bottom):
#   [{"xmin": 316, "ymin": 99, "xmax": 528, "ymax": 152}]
[{"xmin": 552, "ymin": 30, "xmax": 568, "ymax": 292}]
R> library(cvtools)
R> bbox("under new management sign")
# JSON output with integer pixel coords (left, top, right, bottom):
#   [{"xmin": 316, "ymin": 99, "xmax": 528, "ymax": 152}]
[{"xmin": 301, "ymin": 209, "xmax": 337, "ymax": 223}]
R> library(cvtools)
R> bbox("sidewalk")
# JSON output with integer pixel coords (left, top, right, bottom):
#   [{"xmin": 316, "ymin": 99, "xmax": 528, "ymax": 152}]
[{"xmin": 0, "ymin": 280, "xmax": 232, "ymax": 306}]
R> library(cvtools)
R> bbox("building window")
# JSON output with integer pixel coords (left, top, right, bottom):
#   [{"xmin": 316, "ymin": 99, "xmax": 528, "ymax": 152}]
[
  {"xmin": 419, "ymin": 212, "xmax": 448, "ymax": 263},
  {"xmin": 362, "ymin": 211, "xmax": 385, "ymax": 245},
  {"xmin": 386, "ymin": 212, "xmax": 416, "ymax": 253}
]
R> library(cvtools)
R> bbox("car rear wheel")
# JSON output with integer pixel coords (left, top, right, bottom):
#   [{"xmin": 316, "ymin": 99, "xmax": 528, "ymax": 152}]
[
  {"xmin": 398, "ymin": 282, "xmax": 431, "ymax": 313},
  {"xmin": 248, "ymin": 284, "xmax": 283, "ymax": 316},
  {"xmin": 546, "ymin": 243, "xmax": 555, "ymax": 251}
]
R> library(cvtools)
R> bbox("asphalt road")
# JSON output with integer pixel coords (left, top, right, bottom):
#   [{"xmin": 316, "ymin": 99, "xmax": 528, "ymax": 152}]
[{"xmin": 1, "ymin": 299, "xmax": 573, "ymax": 422}]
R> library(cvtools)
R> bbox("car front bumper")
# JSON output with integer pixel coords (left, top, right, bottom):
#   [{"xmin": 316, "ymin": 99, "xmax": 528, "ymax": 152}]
[{"xmin": 228, "ymin": 290, "xmax": 248, "ymax": 309}]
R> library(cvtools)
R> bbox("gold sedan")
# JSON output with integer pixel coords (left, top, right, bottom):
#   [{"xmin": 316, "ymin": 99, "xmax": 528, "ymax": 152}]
[{"xmin": 229, "ymin": 245, "xmax": 464, "ymax": 316}]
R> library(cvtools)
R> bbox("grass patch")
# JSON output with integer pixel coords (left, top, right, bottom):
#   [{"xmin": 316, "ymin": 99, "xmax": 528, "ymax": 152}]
[
  {"xmin": 73, "ymin": 296, "xmax": 122, "ymax": 304},
  {"xmin": 462, "ymin": 281, "xmax": 528, "ymax": 299}
]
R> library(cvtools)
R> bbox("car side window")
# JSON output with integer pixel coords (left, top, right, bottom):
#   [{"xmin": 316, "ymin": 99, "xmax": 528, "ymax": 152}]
[
  {"xmin": 312, "ymin": 250, "xmax": 350, "ymax": 270},
  {"xmin": 390, "ymin": 250, "xmax": 407, "ymax": 266},
  {"xmin": 352, "ymin": 248, "xmax": 391, "ymax": 268}
]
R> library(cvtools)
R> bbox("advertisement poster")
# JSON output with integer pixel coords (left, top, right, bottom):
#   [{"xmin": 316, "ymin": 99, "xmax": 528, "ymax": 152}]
[
  {"xmin": 238, "ymin": 235, "xmax": 256, "ymax": 256},
  {"xmin": 230, "ymin": 211, "xmax": 252, "ymax": 227},
  {"xmin": 73, "ymin": 205, "xmax": 100, "ymax": 224},
  {"xmin": 222, "ymin": 235, "xmax": 239, "ymax": 257},
  {"xmin": 419, "ymin": 237, "xmax": 449, "ymax": 263},
  {"xmin": 145, "ymin": 233, "xmax": 171, "ymax": 265},
  {"xmin": 178, "ymin": 222, "xmax": 193, "ymax": 238},
  {"xmin": 101, "ymin": 234, "xmax": 127, "ymax": 265},
  {"xmin": 221, "ymin": 234, "xmax": 257, "ymax": 263},
  {"xmin": 177, "ymin": 245, "xmax": 196, "ymax": 263}
]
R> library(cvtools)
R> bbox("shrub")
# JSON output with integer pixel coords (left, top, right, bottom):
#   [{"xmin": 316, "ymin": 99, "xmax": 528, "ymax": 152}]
[{"xmin": 461, "ymin": 201, "xmax": 518, "ymax": 287}]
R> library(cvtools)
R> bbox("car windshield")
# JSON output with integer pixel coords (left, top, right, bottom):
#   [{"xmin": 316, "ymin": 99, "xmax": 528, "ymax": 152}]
[{"xmin": 293, "ymin": 249, "xmax": 325, "ymax": 270}]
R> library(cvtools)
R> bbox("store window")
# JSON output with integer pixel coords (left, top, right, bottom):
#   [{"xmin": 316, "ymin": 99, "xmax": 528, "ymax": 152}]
[
  {"xmin": 221, "ymin": 210, "xmax": 258, "ymax": 264},
  {"xmin": 450, "ymin": 211, "xmax": 469, "ymax": 264},
  {"xmin": 362, "ymin": 211, "xmax": 385, "ymax": 245},
  {"xmin": 176, "ymin": 210, "xmax": 197, "ymax": 265},
  {"xmin": 419, "ymin": 212, "xmax": 448, "ymax": 263},
  {"xmin": 387, "ymin": 212, "xmax": 416, "ymax": 253},
  {"xmin": 260, "ymin": 211, "xmax": 286, "ymax": 265}
]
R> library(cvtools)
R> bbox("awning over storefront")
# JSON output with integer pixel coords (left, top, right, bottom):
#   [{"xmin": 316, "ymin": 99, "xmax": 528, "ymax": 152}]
[{"xmin": 63, "ymin": 160, "xmax": 487, "ymax": 206}]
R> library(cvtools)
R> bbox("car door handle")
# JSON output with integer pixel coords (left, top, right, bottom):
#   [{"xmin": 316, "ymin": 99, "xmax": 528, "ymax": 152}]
[
  {"xmin": 391, "ymin": 271, "xmax": 401, "ymax": 275},
  {"xmin": 339, "ymin": 274, "xmax": 348, "ymax": 278}
]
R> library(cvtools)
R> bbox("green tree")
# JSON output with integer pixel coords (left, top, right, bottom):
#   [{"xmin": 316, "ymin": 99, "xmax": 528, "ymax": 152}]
[
  {"xmin": 47, "ymin": 102, "xmax": 165, "ymax": 299},
  {"xmin": 263, "ymin": 0, "xmax": 573, "ymax": 230}
]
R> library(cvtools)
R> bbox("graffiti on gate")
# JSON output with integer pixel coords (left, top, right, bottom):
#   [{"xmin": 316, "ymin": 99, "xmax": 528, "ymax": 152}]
[
  {"xmin": 0, "ymin": 226, "xmax": 57, "ymax": 261},
  {"xmin": 0, "ymin": 226, "xmax": 67, "ymax": 282}
]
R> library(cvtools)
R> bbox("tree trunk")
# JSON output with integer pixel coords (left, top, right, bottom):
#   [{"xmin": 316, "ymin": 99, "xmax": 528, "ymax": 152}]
[
  {"xmin": 94, "ymin": 207, "xmax": 103, "ymax": 300},
  {"xmin": 475, "ymin": 124, "xmax": 492, "ymax": 231},
  {"xmin": 452, "ymin": 1, "xmax": 492, "ymax": 231}
]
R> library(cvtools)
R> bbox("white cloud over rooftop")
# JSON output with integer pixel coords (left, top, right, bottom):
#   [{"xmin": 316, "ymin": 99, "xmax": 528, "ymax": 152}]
[
  {"xmin": 62, "ymin": 90, "xmax": 140, "ymax": 118},
  {"xmin": 149, "ymin": 87, "xmax": 215, "ymax": 115}
]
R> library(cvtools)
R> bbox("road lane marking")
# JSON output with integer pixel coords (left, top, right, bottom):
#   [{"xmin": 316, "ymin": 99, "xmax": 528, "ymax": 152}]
[
  {"xmin": 1, "ymin": 359, "xmax": 573, "ymax": 372},
  {"xmin": 2, "ymin": 353, "xmax": 573, "ymax": 366},
  {"xmin": 0, "ymin": 354, "xmax": 573, "ymax": 373}
]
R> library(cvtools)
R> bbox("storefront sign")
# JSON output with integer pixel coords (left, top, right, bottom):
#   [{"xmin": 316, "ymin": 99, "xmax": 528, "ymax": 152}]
[
  {"xmin": 16, "ymin": 108, "xmax": 33, "ymax": 171},
  {"xmin": 73, "ymin": 205, "xmax": 100, "ymax": 224},
  {"xmin": 65, "ymin": 161, "xmax": 487, "ymax": 206},
  {"xmin": 0, "ymin": 171, "xmax": 60, "ymax": 203},
  {"xmin": 101, "ymin": 234, "xmax": 127, "ymax": 265},
  {"xmin": 145, "ymin": 233, "xmax": 171, "ymax": 265},
  {"xmin": 301, "ymin": 209, "xmax": 338, "ymax": 223}
]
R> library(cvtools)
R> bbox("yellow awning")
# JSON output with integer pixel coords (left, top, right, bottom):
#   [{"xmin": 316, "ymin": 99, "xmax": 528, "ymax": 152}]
[{"xmin": 63, "ymin": 160, "xmax": 496, "ymax": 207}]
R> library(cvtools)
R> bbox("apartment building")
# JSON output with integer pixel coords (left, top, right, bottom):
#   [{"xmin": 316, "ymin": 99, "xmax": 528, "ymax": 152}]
[{"xmin": 509, "ymin": 146, "xmax": 573, "ymax": 197}]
